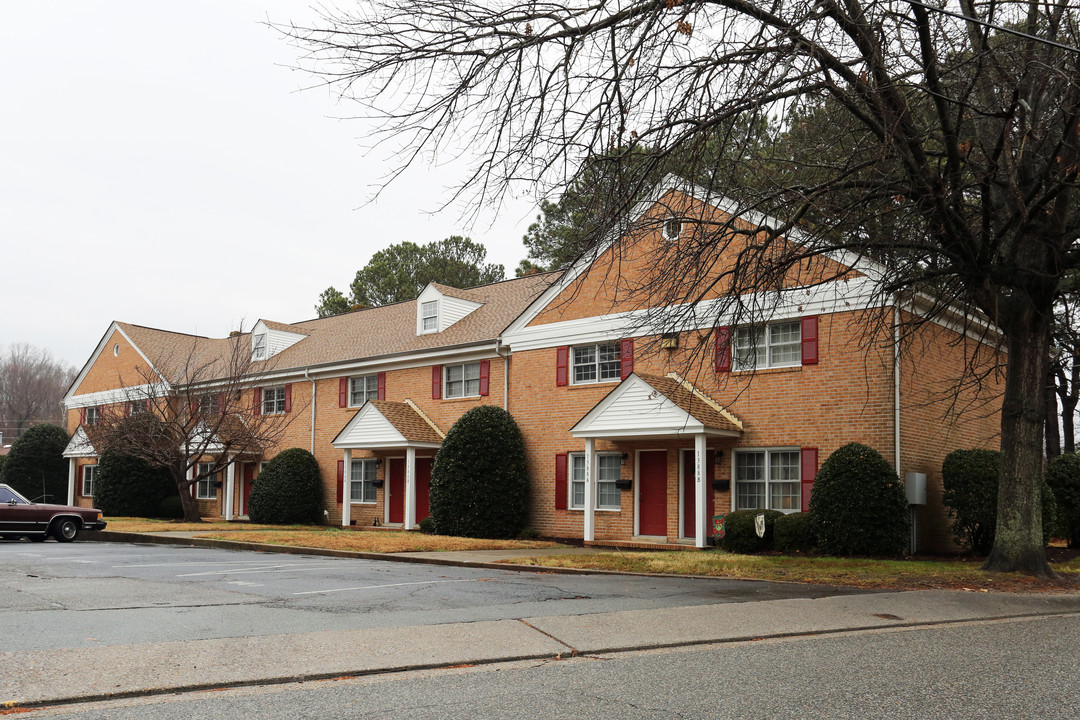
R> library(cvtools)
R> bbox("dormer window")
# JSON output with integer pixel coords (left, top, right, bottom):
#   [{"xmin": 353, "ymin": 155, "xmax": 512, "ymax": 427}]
[
  {"xmin": 421, "ymin": 301, "xmax": 438, "ymax": 332},
  {"xmin": 253, "ymin": 333, "xmax": 267, "ymax": 360}
]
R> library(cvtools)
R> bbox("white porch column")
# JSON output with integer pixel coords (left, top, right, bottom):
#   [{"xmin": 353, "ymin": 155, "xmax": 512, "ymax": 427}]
[
  {"xmin": 341, "ymin": 449, "xmax": 352, "ymax": 528},
  {"xmin": 224, "ymin": 458, "xmax": 235, "ymax": 521},
  {"xmin": 405, "ymin": 447, "xmax": 417, "ymax": 529},
  {"xmin": 67, "ymin": 459, "xmax": 76, "ymax": 506},
  {"xmin": 694, "ymin": 433, "xmax": 708, "ymax": 548},
  {"xmin": 584, "ymin": 438, "xmax": 596, "ymax": 542}
]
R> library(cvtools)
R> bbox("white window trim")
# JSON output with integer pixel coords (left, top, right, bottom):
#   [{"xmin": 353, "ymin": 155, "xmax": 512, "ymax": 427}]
[
  {"xmin": 732, "ymin": 447, "xmax": 801, "ymax": 513},
  {"xmin": 733, "ymin": 321, "xmax": 801, "ymax": 372},
  {"xmin": 569, "ymin": 452, "xmax": 622, "ymax": 511},
  {"xmin": 570, "ymin": 342, "xmax": 621, "ymax": 385},
  {"xmin": 196, "ymin": 463, "xmax": 217, "ymax": 500},
  {"xmin": 262, "ymin": 386, "xmax": 286, "ymax": 415},
  {"xmin": 444, "ymin": 362, "xmax": 481, "ymax": 399},
  {"xmin": 81, "ymin": 465, "xmax": 97, "ymax": 497},
  {"xmin": 349, "ymin": 458, "xmax": 378, "ymax": 504},
  {"xmin": 349, "ymin": 375, "xmax": 379, "ymax": 408},
  {"xmin": 253, "ymin": 333, "xmax": 267, "ymax": 360},
  {"xmin": 420, "ymin": 301, "xmax": 439, "ymax": 333},
  {"xmin": 84, "ymin": 406, "xmax": 100, "ymax": 426}
]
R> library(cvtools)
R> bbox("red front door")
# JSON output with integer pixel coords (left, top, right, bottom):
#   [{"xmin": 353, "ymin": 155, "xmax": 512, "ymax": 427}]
[
  {"xmin": 242, "ymin": 464, "xmax": 255, "ymax": 516},
  {"xmin": 637, "ymin": 450, "xmax": 668, "ymax": 537},
  {"xmin": 388, "ymin": 458, "xmax": 405, "ymax": 524},
  {"xmin": 415, "ymin": 457, "xmax": 433, "ymax": 523},
  {"xmin": 681, "ymin": 450, "xmax": 716, "ymax": 538}
]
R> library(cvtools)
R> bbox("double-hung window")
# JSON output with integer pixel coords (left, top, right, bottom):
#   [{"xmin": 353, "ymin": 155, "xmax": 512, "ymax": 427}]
[
  {"xmin": 444, "ymin": 362, "xmax": 480, "ymax": 399},
  {"xmin": 569, "ymin": 453, "xmax": 621, "ymax": 510},
  {"xmin": 198, "ymin": 394, "xmax": 219, "ymax": 417},
  {"xmin": 350, "ymin": 375, "xmax": 379, "ymax": 406},
  {"xmin": 733, "ymin": 321, "xmax": 801, "ymax": 371},
  {"xmin": 129, "ymin": 400, "xmax": 147, "ymax": 416},
  {"xmin": 84, "ymin": 406, "xmax": 100, "ymax": 426},
  {"xmin": 196, "ymin": 462, "xmax": 217, "ymax": 500},
  {"xmin": 421, "ymin": 301, "xmax": 438, "ymax": 332},
  {"xmin": 262, "ymin": 386, "xmax": 286, "ymax": 415},
  {"xmin": 253, "ymin": 333, "xmax": 267, "ymax": 360},
  {"xmin": 81, "ymin": 465, "xmax": 98, "ymax": 497},
  {"xmin": 572, "ymin": 343, "xmax": 621, "ymax": 384},
  {"xmin": 350, "ymin": 458, "xmax": 378, "ymax": 504},
  {"xmin": 734, "ymin": 449, "xmax": 800, "ymax": 512}
]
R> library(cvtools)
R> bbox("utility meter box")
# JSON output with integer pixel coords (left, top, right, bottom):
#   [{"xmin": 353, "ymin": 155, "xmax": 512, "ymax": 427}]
[{"xmin": 904, "ymin": 472, "xmax": 927, "ymax": 506}]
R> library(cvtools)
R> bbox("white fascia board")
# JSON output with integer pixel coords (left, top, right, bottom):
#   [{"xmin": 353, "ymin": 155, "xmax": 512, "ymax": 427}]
[
  {"xmin": 335, "ymin": 439, "xmax": 443, "ymax": 450},
  {"xmin": 572, "ymin": 427, "xmax": 739, "ymax": 439},
  {"xmin": 504, "ymin": 277, "xmax": 882, "ymax": 352},
  {"xmin": 65, "ymin": 383, "xmax": 171, "ymax": 410},
  {"xmin": 64, "ymin": 323, "xmax": 166, "ymax": 405}
]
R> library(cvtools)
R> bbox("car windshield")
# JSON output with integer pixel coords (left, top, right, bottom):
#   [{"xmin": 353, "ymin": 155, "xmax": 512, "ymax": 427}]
[{"xmin": 0, "ymin": 486, "xmax": 31, "ymax": 505}]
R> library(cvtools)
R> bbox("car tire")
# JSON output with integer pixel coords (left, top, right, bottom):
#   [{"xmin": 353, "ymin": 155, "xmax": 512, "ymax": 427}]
[{"xmin": 52, "ymin": 518, "xmax": 80, "ymax": 543}]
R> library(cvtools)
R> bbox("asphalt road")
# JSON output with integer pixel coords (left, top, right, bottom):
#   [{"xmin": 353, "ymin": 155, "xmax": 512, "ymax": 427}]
[
  {"xmin": 0, "ymin": 540, "xmax": 862, "ymax": 652},
  {"xmin": 20, "ymin": 614, "xmax": 1080, "ymax": 719}
]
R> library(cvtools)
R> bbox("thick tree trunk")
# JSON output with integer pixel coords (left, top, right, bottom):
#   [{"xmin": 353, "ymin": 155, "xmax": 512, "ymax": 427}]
[
  {"xmin": 174, "ymin": 468, "xmax": 203, "ymax": 523},
  {"xmin": 983, "ymin": 318, "xmax": 1054, "ymax": 577}
]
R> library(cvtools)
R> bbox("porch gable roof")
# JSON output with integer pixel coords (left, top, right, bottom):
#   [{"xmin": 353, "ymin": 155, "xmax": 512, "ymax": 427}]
[{"xmin": 332, "ymin": 400, "xmax": 444, "ymax": 449}]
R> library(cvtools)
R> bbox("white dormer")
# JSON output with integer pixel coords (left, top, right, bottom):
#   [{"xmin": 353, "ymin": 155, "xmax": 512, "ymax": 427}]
[
  {"xmin": 251, "ymin": 319, "xmax": 307, "ymax": 360},
  {"xmin": 415, "ymin": 284, "xmax": 482, "ymax": 335}
]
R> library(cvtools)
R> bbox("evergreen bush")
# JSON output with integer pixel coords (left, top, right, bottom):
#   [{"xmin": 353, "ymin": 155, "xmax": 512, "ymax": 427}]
[
  {"xmin": 942, "ymin": 448, "xmax": 1056, "ymax": 553},
  {"xmin": 247, "ymin": 448, "xmax": 324, "ymax": 524},
  {"xmin": 773, "ymin": 511, "xmax": 817, "ymax": 554},
  {"xmin": 429, "ymin": 405, "xmax": 529, "ymax": 539},
  {"xmin": 3, "ymin": 424, "xmax": 69, "ymax": 503},
  {"xmin": 93, "ymin": 450, "xmax": 176, "ymax": 517},
  {"xmin": 1046, "ymin": 453, "xmax": 1080, "ymax": 549},
  {"xmin": 809, "ymin": 443, "xmax": 908, "ymax": 556},
  {"xmin": 715, "ymin": 509, "xmax": 784, "ymax": 554}
]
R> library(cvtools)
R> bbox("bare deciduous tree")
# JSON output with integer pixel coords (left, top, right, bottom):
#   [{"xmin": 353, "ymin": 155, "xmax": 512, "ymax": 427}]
[
  {"xmin": 0, "ymin": 343, "xmax": 76, "ymax": 441},
  {"xmin": 88, "ymin": 335, "xmax": 300, "ymax": 522},
  {"xmin": 280, "ymin": 0, "xmax": 1079, "ymax": 575}
]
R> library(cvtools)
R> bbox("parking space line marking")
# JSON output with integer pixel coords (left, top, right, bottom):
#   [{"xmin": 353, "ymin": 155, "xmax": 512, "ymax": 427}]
[{"xmin": 294, "ymin": 579, "xmax": 477, "ymax": 595}]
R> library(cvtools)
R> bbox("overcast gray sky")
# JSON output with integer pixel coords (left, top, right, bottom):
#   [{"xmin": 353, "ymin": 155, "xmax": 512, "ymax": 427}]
[{"xmin": 1, "ymin": 2, "xmax": 539, "ymax": 370}]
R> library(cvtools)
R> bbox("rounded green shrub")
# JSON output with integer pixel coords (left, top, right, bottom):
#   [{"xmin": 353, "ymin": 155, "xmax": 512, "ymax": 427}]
[
  {"xmin": 1046, "ymin": 453, "xmax": 1080, "ymax": 549},
  {"xmin": 809, "ymin": 443, "xmax": 908, "ymax": 557},
  {"xmin": 247, "ymin": 448, "xmax": 324, "ymax": 524},
  {"xmin": 158, "ymin": 495, "xmax": 185, "ymax": 520},
  {"xmin": 716, "ymin": 509, "xmax": 784, "ymax": 554},
  {"xmin": 773, "ymin": 511, "xmax": 817, "ymax": 554},
  {"xmin": 3, "ymin": 424, "xmax": 69, "ymax": 503},
  {"xmin": 942, "ymin": 448, "xmax": 1056, "ymax": 553},
  {"xmin": 93, "ymin": 450, "xmax": 177, "ymax": 517},
  {"xmin": 429, "ymin": 405, "xmax": 528, "ymax": 539}
]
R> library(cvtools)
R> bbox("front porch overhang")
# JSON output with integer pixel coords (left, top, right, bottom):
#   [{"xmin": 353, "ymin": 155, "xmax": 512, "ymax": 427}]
[{"xmin": 332, "ymin": 400, "xmax": 444, "ymax": 451}]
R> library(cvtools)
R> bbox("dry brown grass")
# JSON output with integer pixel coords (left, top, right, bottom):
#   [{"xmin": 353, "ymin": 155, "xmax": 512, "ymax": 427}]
[
  {"xmin": 105, "ymin": 518, "xmax": 312, "ymax": 533},
  {"xmin": 197, "ymin": 530, "xmax": 561, "ymax": 553},
  {"xmin": 508, "ymin": 551, "xmax": 1080, "ymax": 592}
]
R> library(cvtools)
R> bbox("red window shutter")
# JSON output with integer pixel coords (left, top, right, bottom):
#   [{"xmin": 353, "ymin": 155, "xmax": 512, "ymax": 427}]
[
  {"xmin": 284, "ymin": 384, "xmax": 292, "ymax": 413},
  {"xmin": 801, "ymin": 316, "xmax": 819, "ymax": 365},
  {"xmin": 123, "ymin": 403, "xmax": 131, "ymax": 418},
  {"xmin": 554, "ymin": 453, "xmax": 568, "ymax": 510},
  {"xmin": 189, "ymin": 399, "xmax": 198, "ymax": 419},
  {"xmin": 79, "ymin": 408, "xmax": 86, "ymax": 425},
  {"xmin": 620, "ymin": 338, "xmax": 634, "ymax": 380},
  {"xmin": 217, "ymin": 393, "xmax": 225, "ymax": 415},
  {"xmin": 478, "ymin": 359, "xmax": 490, "ymax": 396},
  {"xmin": 377, "ymin": 372, "xmax": 386, "ymax": 401},
  {"xmin": 336, "ymin": 460, "xmax": 345, "ymax": 503},
  {"xmin": 432, "ymin": 366, "xmax": 442, "ymax": 399},
  {"xmin": 800, "ymin": 447, "xmax": 818, "ymax": 512},
  {"xmin": 339, "ymin": 378, "xmax": 348, "ymax": 408},
  {"xmin": 715, "ymin": 327, "xmax": 732, "ymax": 373},
  {"xmin": 555, "ymin": 346, "xmax": 569, "ymax": 386},
  {"xmin": 144, "ymin": 398, "xmax": 152, "ymax": 412},
  {"xmin": 253, "ymin": 388, "xmax": 262, "ymax": 416}
]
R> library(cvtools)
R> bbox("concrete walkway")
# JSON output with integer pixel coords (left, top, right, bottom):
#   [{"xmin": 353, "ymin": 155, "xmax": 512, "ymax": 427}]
[{"xmin": 5, "ymin": 588, "xmax": 1079, "ymax": 709}]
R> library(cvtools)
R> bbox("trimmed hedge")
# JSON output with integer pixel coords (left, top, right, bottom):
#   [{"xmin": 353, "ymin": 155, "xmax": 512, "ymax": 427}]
[
  {"xmin": 93, "ymin": 450, "xmax": 177, "ymax": 517},
  {"xmin": 3, "ymin": 424, "xmax": 69, "ymax": 504},
  {"xmin": 247, "ymin": 448, "xmax": 324, "ymax": 524},
  {"xmin": 809, "ymin": 443, "xmax": 908, "ymax": 557},
  {"xmin": 942, "ymin": 448, "xmax": 1057, "ymax": 553},
  {"xmin": 1046, "ymin": 453, "xmax": 1080, "ymax": 549},
  {"xmin": 429, "ymin": 405, "xmax": 529, "ymax": 539},
  {"xmin": 773, "ymin": 511, "xmax": 817, "ymax": 554},
  {"xmin": 716, "ymin": 509, "xmax": 784, "ymax": 554}
]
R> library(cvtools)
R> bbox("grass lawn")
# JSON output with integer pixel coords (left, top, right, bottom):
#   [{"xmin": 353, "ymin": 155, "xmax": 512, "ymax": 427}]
[
  {"xmin": 505, "ymin": 550, "xmax": 1080, "ymax": 592},
  {"xmin": 103, "ymin": 517, "xmax": 561, "ymax": 554}
]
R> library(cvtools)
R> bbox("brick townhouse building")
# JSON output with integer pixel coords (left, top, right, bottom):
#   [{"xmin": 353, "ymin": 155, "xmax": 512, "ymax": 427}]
[{"xmin": 62, "ymin": 178, "xmax": 1002, "ymax": 551}]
